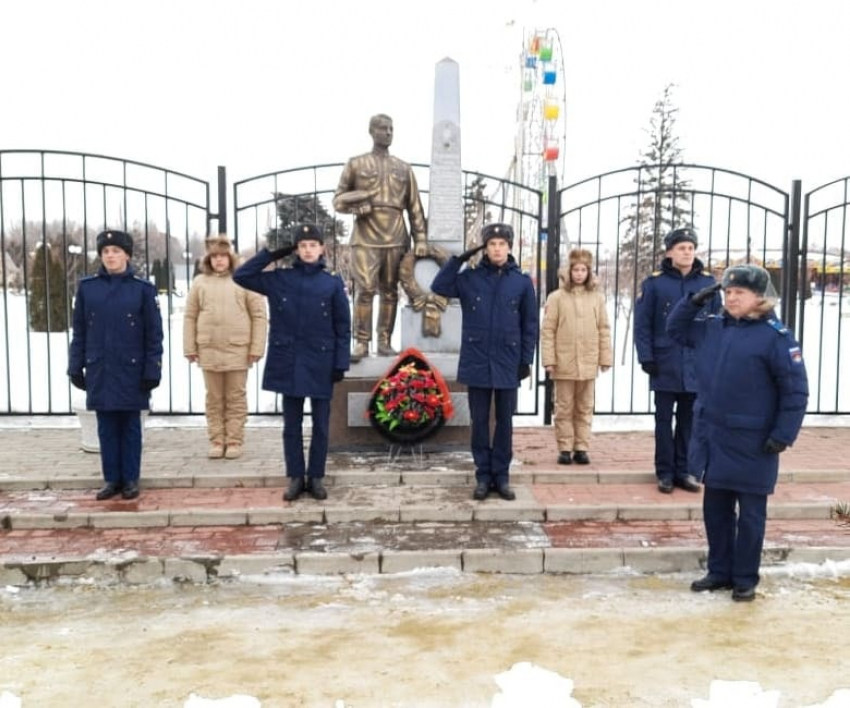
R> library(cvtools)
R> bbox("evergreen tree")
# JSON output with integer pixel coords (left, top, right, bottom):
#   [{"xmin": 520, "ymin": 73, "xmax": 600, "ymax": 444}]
[
  {"xmin": 618, "ymin": 83, "xmax": 693, "ymax": 360},
  {"xmin": 28, "ymin": 243, "xmax": 68, "ymax": 332},
  {"xmin": 266, "ymin": 192, "xmax": 351, "ymax": 287}
]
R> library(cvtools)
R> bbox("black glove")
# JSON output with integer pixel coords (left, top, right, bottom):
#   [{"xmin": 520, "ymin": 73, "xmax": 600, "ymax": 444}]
[
  {"xmin": 70, "ymin": 374, "xmax": 86, "ymax": 391},
  {"xmin": 332, "ymin": 369, "xmax": 345, "ymax": 383},
  {"xmin": 140, "ymin": 379, "xmax": 160, "ymax": 392},
  {"xmin": 640, "ymin": 361, "xmax": 659, "ymax": 377},
  {"xmin": 518, "ymin": 364, "xmax": 531, "ymax": 381},
  {"xmin": 762, "ymin": 437, "xmax": 787, "ymax": 454},
  {"xmin": 268, "ymin": 244, "xmax": 297, "ymax": 260},
  {"xmin": 457, "ymin": 244, "xmax": 485, "ymax": 263},
  {"xmin": 691, "ymin": 281, "xmax": 722, "ymax": 307}
]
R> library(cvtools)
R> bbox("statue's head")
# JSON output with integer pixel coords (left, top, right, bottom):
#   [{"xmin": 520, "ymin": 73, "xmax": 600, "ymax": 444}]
[{"xmin": 369, "ymin": 114, "xmax": 394, "ymax": 147}]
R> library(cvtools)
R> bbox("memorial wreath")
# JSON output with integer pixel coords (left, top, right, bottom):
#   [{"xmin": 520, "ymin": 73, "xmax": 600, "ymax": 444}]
[{"xmin": 367, "ymin": 347, "xmax": 454, "ymax": 444}]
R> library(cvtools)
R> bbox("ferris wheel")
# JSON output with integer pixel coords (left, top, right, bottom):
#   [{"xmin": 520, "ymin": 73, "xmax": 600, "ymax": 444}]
[{"xmin": 511, "ymin": 28, "xmax": 567, "ymax": 278}]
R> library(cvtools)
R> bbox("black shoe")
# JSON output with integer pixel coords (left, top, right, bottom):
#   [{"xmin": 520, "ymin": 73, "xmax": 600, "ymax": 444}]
[
  {"xmin": 472, "ymin": 482, "xmax": 490, "ymax": 501},
  {"xmin": 121, "ymin": 482, "xmax": 140, "ymax": 500},
  {"xmin": 306, "ymin": 477, "xmax": 327, "ymax": 500},
  {"xmin": 657, "ymin": 478, "xmax": 674, "ymax": 494},
  {"xmin": 573, "ymin": 451, "xmax": 590, "ymax": 465},
  {"xmin": 732, "ymin": 586, "xmax": 756, "ymax": 602},
  {"xmin": 495, "ymin": 482, "xmax": 516, "ymax": 501},
  {"xmin": 674, "ymin": 474, "xmax": 701, "ymax": 493},
  {"xmin": 283, "ymin": 477, "xmax": 305, "ymax": 501},
  {"xmin": 690, "ymin": 575, "xmax": 733, "ymax": 592},
  {"xmin": 557, "ymin": 451, "xmax": 572, "ymax": 465},
  {"xmin": 96, "ymin": 483, "xmax": 122, "ymax": 501}
]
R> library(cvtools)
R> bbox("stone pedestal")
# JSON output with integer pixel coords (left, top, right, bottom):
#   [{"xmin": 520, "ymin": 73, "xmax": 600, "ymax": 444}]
[{"xmin": 329, "ymin": 354, "xmax": 471, "ymax": 452}]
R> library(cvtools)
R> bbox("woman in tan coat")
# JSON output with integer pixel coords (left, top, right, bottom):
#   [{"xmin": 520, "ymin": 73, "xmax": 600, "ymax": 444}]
[
  {"xmin": 541, "ymin": 248, "xmax": 612, "ymax": 464},
  {"xmin": 184, "ymin": 236, "xmax": 267, "ymax": 459}
]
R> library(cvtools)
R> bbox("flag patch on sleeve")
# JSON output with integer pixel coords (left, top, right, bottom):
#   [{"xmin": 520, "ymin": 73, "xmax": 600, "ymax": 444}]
[{"xmin": 789, "ymin": 346, "xmax": 803, "ymax": 364}]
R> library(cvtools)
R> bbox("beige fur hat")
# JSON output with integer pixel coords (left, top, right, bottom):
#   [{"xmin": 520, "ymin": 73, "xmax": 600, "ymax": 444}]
[{"xmin": 568, "ymin": 248, "xmax": 593, "ymax": 268}]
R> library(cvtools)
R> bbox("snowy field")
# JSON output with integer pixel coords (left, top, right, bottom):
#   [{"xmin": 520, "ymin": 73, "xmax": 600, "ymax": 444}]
[{"xmin": 1, "ymin": 563, "xmax": 850, "ymax": 707}]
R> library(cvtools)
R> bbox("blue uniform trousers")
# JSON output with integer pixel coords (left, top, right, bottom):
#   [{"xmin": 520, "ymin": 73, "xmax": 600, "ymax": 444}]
[
  {"xmin": 468, "ymin": 386, "xmax": 517, "ymax": 486},
  {"xmin": 703, "ymin": 486, "xmax": 767, "ymax": 589},
  {"xmin": 653, "ymin": 391, "xmax": 695, "ymax": 483},
  {"xmin": 96, "ymin": 411, "xmax": 142, "ymax": 487},
  {"xmin": 283, "ymin": 396, "xmax": 330, "ymax": 479}
]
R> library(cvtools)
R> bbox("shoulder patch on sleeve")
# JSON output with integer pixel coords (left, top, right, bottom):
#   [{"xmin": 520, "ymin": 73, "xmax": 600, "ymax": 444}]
[
  {"xmin": 766, "ymin": 318, "xmax": 790, "ymax": 335},
  {"xmin": 788, "ymin": 346, "xmax": 803, "ymax": 365}
]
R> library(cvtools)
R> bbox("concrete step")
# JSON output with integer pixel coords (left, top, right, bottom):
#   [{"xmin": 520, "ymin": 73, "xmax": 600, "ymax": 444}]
[
  {"xmin": 2, "ymin": 515, "xmax": 848, "ymax": 586},
  {"xmin": 2, "ymin": 481, "xmax": 849, "ymax": 530},
  {"xmin": 2, "ymin": 423, "xmax": 849, "ymax": 586}
]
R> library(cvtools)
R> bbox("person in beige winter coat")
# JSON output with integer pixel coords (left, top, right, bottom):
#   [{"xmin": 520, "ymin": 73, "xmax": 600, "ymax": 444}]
[
  {"xmin": 541, "ymin": 248, "xmax": 612, "ymax": 465},
  {"xmin": 184, "ymin": 236, "xmax": 267, "ymax": 459}
]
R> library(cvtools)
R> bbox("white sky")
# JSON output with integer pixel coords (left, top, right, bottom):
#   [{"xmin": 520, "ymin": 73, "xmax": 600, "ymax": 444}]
[{"xmin": 1, "ymin": 0, "xmax": 849, "ymax": 201}]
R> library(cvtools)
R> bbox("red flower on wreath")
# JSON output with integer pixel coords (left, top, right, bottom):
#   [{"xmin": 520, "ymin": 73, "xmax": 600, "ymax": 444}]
[{"xmin": 367, "ymin": 348, "xmax": 454, "ymax": 443}]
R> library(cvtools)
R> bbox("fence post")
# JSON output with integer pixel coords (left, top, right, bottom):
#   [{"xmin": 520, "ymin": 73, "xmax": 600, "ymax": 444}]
[
  {"xmin": 544, "ymin": 175, "xmax": 560, "ymax": 425},
  {"xmin": 783, "ymin": 179, "xmax": 802, "ymax": 333},
  {"xmin": 215, "ymin": 165, "xmax": 228, "ymax": 237}
]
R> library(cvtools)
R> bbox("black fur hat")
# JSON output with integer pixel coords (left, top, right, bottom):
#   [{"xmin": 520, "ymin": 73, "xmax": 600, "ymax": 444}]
[
  {"xmin": 96, "ymin": 230, "xmax": 133, "ymax": 257},
  {"xmin": 292, "ymin": 223, "xmax": 324, "ymax": 245},
  {"xmin": 481, "ymin": 223, "xmax": 514, "ymax": 247},
  {"xmin": 663, "ymin": 227, "xmax": 698, "ymax": 251},
  {"xmin": 721, "ymin": 264, "xmax": 770, "ymax": 296}
]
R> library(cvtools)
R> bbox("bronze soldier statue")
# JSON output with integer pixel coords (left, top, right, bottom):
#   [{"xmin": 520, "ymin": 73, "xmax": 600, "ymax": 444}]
[{"xmin": 333, "ymin": 114, "xmax": 427, "ymax": 360}]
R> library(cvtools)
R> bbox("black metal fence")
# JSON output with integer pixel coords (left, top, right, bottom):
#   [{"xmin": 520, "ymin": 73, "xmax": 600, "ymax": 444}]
[{"xmin": 1, "ymin": 151, "xmax": 847, "ymax": 416}]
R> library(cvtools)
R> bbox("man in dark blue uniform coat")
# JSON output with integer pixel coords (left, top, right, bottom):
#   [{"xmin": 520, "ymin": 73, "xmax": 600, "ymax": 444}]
[
  {"xmin": 234, "ymin": 224, "xmax": 351, "ymax": 502},
  {"xmin": 634, "ymin": 228, "xmax": 721, "ymax": 494},
  {"xmin": 431, "ymin": 223, "xmax": 538, "ymax": 501},
  {"xmin": 68, "ymin": 230, "xmax": 163, "ymax": 500},
  {"xmin": 668, "ymin": 264, "xmax": 808, "ymax": 601}
]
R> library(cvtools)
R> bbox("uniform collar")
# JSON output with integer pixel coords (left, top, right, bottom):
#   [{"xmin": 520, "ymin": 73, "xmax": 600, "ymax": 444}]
[{"xmin": 293, "ymin": 256, "xmax": 327, "ymax": 274}]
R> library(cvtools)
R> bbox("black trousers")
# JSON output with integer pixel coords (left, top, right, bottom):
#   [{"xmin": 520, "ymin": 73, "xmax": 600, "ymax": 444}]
[
  {"xmin": 653, "ymin": 390, "xmax": 696, "ymax": 482},
  {"xmin": 467, "ymin": 386, "xmax": 517, "ymax": 486},
  {"xmin": 282, "ymin": 396, "xmax": 330, "ymax": 479}
]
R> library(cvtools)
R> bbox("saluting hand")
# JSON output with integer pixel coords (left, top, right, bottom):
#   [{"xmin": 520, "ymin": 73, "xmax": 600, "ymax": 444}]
[
  {"xmin": 457, "ymin": 244, "xmax": 485, "ymax": 263},
  {"xmin": 268, "ymin": 244, "xmax": 296, "ymax": 261},
  {"xmin": 691, "ymin": 281, "xmax": 722, "ymax": 306}
]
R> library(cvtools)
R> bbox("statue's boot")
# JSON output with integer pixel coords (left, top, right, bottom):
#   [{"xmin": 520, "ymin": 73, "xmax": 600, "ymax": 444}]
[
  {"xmin": 351, "ymin": 341, "xmax": 369, "ymax": 362},
  {"xmin": 376, "ymin": 301, "xmax": 399, "ymax": 357}
]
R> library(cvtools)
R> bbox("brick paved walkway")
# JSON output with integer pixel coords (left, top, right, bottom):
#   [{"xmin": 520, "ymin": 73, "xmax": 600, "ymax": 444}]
[{"xmin": 0, "ymin": 421, "xmax": 848, "ymax": 584}]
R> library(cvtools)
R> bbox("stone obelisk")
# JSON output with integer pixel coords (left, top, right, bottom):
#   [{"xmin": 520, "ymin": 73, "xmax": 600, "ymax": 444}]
[{"xmin": 401, "ymin": 57, "xmax": 464, "ymax": 353}]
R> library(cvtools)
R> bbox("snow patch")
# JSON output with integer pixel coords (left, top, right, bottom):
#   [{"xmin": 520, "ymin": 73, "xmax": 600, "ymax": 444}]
[
  {"xmin": 184, "ymin": 694, "xmax": 261, "ymax": 707},
  {"xmin": 491, "ymin": 662, "xmax": 581, "ymax": 708}
]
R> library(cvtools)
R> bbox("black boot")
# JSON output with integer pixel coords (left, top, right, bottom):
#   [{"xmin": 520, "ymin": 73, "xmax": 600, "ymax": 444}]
[
  {"xmin": 495, "ymin": 482, "xmax": 516, "ymax": 501},
  {"xmin": 121, "ymin": 482, "xmax": 140, "ymax": 500},
  {"xmin": 690, "ymin": 575, "xmax": 733, "ymax": 592},
  {"xmin": 674, "ymin": 474, "xmax": 701, "ymax": 492},
  {"xmin": 657, "ymin": 478, "xmax": 674, "ymax": 494},
  {"xmin": 283, "ymin": 477, "xmax": 305, "ymax": 501},
  {"xmin": 557, "ymin": 451, "xmax": 572, "ymax": 465},
  {"xmin": 472, "ymin": 481, "xmax": 490, "ymax": 501},
  {"xmin": 573, "ymin": 451, "xmax": 590, "ymax": 465},
  {"xmin": 732, "ymin": 586, "xmax": 756, "ymax": 602},
  {"xmin": 306, "ymin": 477, "xmax": 328, "ymax": 500},
  {"xmin": 96, "ymin": 483, "xmax": 121, "ymax": 501}
]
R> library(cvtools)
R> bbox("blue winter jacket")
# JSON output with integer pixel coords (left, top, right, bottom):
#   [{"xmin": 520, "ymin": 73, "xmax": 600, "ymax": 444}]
[
  {"xmin": 233, "ymin": 251, "xmax": 351, "ymax": 399},
  {"xmin": 634, "ymin": 257, "xmax": 721, "ymax": 392},
  {"xmin": 68, "ymin": 265, "xmax": 163, "ymax": 411},
  {"xmin": 667, "ymin": 297, "xmax": 808, "ymax": 495},
  {"xmin": 430, "ymin": 254, "xmax": 538, "ymax": 389}
]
